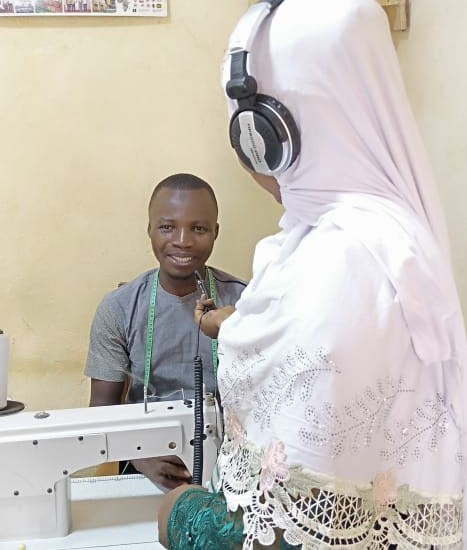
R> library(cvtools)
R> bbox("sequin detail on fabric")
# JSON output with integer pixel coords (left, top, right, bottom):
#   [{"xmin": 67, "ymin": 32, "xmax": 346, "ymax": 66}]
[
  {"xmin": 381, "ymin": 393, "xmax": 450, "ymax": 466},
  {"xmin": 252, "ymin": 347, "xmax": 341, "ymax": 431},
  {"xmin": 219, "ymin": 348, "xmax": 266, "ymax": 410},
  {"xmin": 300, "ymin": 376, "xmax": 418, "ymax": 459}
]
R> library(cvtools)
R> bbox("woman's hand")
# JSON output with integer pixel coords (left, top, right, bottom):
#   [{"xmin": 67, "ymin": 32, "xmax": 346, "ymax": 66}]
[{"xmin": 194, "ymin": 296, "xmax": 235, "ymax": 339}]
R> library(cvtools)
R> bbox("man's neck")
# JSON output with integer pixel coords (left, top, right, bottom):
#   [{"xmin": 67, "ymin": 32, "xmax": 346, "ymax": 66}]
[{"xmin": 158, "ymin": 268, "xmax": 206, "ymax": 297}]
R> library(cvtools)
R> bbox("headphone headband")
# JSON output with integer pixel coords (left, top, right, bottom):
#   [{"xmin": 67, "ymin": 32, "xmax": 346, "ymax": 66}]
[
  {"xmin": 227, "ymin": 2, "xmax": 277, "ymax": 54},
  {"xmin": 226, "ymin": 0, "xmax": 300, "ymax": 176}
]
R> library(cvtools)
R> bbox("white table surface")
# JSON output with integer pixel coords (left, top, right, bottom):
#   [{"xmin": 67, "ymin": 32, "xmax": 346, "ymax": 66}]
[{"xmin": 0, "ymin": 475, "xmax": 166, "ymax": 550}]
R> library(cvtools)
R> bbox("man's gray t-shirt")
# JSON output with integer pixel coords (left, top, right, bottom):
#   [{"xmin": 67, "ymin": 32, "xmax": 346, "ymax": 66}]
[{"xmin": 85, "ymin": 267, "xmax": 246, "ymax": 404}]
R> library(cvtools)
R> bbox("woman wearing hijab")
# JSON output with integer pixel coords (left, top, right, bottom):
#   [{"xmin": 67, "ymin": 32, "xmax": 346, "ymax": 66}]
[{"xmin": 159, "ymin": 0, "xmax": 466, "ymax": 548}]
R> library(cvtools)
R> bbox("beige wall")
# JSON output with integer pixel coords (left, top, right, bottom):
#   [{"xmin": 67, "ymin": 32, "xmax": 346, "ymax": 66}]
[
  {"xmin": 0, "ymin": 2, "xmax": 283, "ymax": 410},
  {"xmin": 1, "ymin": 1, "xmax": 465, "ymax": 411},
  {"xmin": 393, "ymin": 0, "xmax": 467, "ymax": 314}
]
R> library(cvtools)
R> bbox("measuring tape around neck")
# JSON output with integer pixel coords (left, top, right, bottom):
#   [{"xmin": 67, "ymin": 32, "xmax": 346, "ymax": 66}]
[{"xmin": 143, "ymin": 267, "xmax": 218, "ymax": 400}]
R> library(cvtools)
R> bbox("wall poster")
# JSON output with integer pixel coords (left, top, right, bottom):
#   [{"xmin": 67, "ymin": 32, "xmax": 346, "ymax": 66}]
[{"xmin": 0, "ymin": 0, "xmax": 166, "ymax": 16}]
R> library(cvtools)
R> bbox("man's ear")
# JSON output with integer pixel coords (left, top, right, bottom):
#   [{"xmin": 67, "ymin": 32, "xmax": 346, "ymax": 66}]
[{"xmin": 214, "ymin": 223, "xmax": 219, "ymax": 240}]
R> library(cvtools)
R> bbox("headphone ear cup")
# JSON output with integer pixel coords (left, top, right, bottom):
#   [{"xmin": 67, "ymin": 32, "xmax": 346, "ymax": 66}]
[
  {"xmin": 229, "ymin": 108, "xmax": 283, "ymax": 172},
  {"xmin": 229, "ymin": 94, "xmax": 300, "ymax": 175},
  {"xmin": 257, "ymin": 94, "xmax": 300, "ymax": 165}
]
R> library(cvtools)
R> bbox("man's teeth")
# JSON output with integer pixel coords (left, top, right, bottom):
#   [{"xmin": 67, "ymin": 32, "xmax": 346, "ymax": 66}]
[{"xmin": 172, "ymin": 256, "xmax": 193, "ymax": 264}]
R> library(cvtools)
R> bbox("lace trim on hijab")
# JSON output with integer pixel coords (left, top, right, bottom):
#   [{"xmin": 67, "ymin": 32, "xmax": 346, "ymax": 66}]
[{"xmin": 217, "ymin": 416, "xmax": 462, "ymax": 550}]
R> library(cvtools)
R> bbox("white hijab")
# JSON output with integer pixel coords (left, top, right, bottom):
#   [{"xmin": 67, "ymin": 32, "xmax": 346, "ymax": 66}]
[
  {"xmin": 220, "ymin": 5, "xmax": 467, "ymax": 542},
  {"xmin": 226, "ymin": 0, "xmax": 466, "ymax": 371}
]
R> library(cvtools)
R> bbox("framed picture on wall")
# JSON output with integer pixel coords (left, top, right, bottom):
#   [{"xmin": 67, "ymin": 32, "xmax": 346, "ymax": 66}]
[{"xmin": 0, "ymin": 0, "xmax": 166, "ymax": 16}]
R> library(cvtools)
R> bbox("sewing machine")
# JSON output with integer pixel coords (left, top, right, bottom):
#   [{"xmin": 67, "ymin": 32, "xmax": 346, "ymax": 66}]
[{"xmin": 0, "ymin": 397, "xmax": 221, "ymax": 549}]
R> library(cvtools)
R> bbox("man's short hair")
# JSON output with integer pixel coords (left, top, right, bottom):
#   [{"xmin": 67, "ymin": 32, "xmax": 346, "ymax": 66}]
[{"xmin": 149, "ymin": 173, "xmax": 218, "ymax": 212}]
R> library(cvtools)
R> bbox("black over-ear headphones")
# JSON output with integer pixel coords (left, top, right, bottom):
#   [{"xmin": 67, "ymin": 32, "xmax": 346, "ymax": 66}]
[{"xmin": 226, "ymin": 0, "xmax": 300, "ymax": 176}]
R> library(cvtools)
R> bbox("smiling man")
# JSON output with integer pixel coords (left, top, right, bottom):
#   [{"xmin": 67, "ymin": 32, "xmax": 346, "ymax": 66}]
[{"xmin": 84, "ymin": 173, "xmax": 245, "ymax": 489}]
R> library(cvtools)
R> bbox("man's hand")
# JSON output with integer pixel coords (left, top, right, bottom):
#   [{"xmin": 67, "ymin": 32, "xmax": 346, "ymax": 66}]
[
  {"xmin": 131, "ymin": 456, "xmax": 192, "ymax": 490},
  {"xmin": 194, "ymin": 296, "xmax": 235, "ymax": 339}
]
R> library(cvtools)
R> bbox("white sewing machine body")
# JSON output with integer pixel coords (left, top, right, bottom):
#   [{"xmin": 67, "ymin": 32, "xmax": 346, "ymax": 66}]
[{"xmin": 0, "ymin": 399, "xmax": 221, "ymax": 545}]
